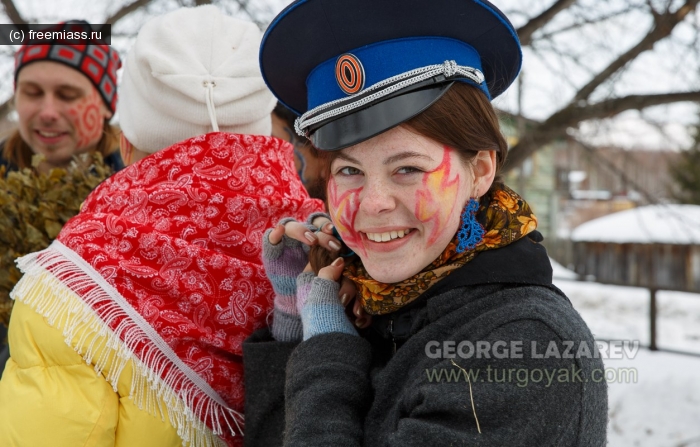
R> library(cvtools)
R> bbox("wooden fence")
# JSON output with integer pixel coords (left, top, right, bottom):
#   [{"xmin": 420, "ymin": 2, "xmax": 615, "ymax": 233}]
[
  {"xmin": 546, "ymin": 238, "xmax": 700, "ymax": 355},
  {"xmin": 572, "ymin": 242, "xmax": 700, "ymax": 293}
]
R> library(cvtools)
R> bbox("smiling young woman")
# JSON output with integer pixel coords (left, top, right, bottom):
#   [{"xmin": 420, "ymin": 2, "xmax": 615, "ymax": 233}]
[
  {"xmin": 320, "ymin": 83, "xmax": 504, "ymax": 284},
  {"xmin": 327, "ymin": 126, "xmax": 486, "ymax": 282},
  {"xmin": 243, "ymin": 1, "xmax": 608, "ymax": 446}
]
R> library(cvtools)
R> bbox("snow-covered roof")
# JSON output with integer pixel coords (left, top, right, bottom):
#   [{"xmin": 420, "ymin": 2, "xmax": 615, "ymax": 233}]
[{"xmin": 571, "ymin": 204, "xmax": 700, "ymax": 245}]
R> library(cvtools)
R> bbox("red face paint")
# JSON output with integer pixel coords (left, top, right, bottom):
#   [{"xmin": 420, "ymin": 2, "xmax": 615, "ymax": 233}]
[
  {"xmin": 67, "ymin": 88, "xmax": 105, "ymax": 149},
  {"xmin": 327, "ymin": 177, "xmax": 367, "ymax": 257},
  {"xmin": 414, "ymin": 146, "xmax": 461, "ymax": 244}
]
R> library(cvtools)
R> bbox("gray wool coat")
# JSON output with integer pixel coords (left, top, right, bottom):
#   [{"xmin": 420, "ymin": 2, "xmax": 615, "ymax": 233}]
[{"xmin": 243, "ymin": 232, "xmax": 608, "ymax": 446}]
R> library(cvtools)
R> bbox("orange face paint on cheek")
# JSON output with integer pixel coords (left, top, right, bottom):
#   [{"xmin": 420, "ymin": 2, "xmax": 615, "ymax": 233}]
[
  {"xmin": 414, "ymin": 146, "xmax": 460, "ymax": 244},
  {"xmin": 328, "ymin": 177, "xmax": 366, "ymax": 257},
  {"xmin": 67, "ymin": 89, "xmax": 104, "ymax": 149}
]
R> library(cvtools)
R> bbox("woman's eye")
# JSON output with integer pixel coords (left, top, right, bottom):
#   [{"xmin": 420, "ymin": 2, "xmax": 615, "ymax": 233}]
[
  {"xmin": 338, "ymin": 166, "xmax": 362, "ymax": 176},
  {"xmin": 396, "ymin": 166, "xmax": 422, "ymax": 175}
]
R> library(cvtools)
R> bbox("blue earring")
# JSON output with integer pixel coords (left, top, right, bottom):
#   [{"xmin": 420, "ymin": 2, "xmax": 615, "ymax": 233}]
[{"xmin": 456, "ymin": 198, "xmax": 484, "ymax": 253}]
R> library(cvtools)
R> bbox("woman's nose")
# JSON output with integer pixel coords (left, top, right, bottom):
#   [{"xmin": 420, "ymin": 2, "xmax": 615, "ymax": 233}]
[{"xmin": 359, "ymin": 179, "xmax": 397, "ymax": 215}]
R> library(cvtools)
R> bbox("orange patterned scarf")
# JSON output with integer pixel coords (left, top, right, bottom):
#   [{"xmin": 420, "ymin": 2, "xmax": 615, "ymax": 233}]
[{"xmin": 345, "ymin": 183, "xmax": 538, "ymax": 315}]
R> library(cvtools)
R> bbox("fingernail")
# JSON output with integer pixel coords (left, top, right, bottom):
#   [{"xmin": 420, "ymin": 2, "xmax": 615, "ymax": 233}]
[
  {"xmin": 355, "ymin": 307, "xmax": 362, "ymax": 317},
  {"xmin": 332, "ymin": 257, "xmax": 343, "ymax": 267},
  {"xmin": 355, "ymin": 318, "xmax": 365, "ymax": 328},
  {"xmin": 329, "ymin": 240, "xmax": 341, "ymax": 251},
  {"xmin": 326, "ymin": 223, "xmax": 335, "ymax": 232},
  {"xmin": 340, "ymin": 293, "xmax": 349, "ymax": 306},
  {"xmin": 304, "ymin": 231, "xmax": 317, "ymax": 243}
]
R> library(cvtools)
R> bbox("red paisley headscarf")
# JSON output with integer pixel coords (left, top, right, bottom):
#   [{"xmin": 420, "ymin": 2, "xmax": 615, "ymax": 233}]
[{"xmin": 15, "ymin": 132, "xmax": 324, "ymax": 446}]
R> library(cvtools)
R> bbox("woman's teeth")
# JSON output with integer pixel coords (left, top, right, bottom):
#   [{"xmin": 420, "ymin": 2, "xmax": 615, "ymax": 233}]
[
  {"xmin": 38, "ymin": 131, "xmax": 63, "ymax": 137},
  {"xmin": 366, "ymin": 229, "xmax": 411, "ymax": 242}
]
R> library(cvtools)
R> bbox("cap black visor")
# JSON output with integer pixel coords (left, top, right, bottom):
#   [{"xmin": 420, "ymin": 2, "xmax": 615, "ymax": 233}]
[{"xmin": 309, "ymin": 82, "xmax": 453, "ymax": 151}]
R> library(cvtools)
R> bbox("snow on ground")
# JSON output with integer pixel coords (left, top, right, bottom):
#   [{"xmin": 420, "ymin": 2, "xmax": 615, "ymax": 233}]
[
  {"xmin": 604, "ymin": 349, "xmax": 700, "ymax": 447},
  {"xmin": 553, "ymin": 278, "xmax": 700, "ymax": 447}
]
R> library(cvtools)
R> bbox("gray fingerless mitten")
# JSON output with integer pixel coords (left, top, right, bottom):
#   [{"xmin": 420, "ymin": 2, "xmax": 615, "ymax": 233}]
[
  {"xmin": 261, "ymin": 225, "xmax": 308, "ymax": 342},
  {"xmin": 299, "ymin": 276, "xmax": 357, "ymax": 341}
]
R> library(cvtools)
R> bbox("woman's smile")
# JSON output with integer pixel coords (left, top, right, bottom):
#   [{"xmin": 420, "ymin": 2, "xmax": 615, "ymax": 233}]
[
  {"xmin": 362, "ymin": 228, "xmax": 413, "ymax": 242},
  {"xmin": 359, "ymin": 227, "xmax": 415, "ymax": 253}
]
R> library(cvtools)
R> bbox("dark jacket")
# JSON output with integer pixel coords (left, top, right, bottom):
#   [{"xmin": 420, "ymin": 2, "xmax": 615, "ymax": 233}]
[{"xmin": 243, "ymin": 233, "xmax": 608, "ymax": 447}]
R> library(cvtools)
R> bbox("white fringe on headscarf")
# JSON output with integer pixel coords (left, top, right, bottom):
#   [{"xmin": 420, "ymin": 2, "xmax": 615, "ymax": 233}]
[{"xmin": 12, "ymin": 240, "xmax": 243, "ymax": 447}]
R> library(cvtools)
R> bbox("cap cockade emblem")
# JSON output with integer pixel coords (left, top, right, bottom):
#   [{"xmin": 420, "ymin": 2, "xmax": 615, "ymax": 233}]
[{"xmin": 335, "ymin": 53, "xmax": 365, "ymax": 95}]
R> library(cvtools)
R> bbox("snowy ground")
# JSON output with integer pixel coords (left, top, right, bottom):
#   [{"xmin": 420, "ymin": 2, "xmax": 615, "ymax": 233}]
[{"xmin": 552, "ymin": 274, "xmax": 700, "ymax": 447}]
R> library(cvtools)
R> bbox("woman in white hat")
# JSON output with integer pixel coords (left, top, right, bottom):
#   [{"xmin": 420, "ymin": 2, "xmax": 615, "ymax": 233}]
[
  {"xmin": 0, "ymin": 6, "xmax": 324, "ymax": 447},
  {"xmin": 244, "ymin": 0, "xmax": 608, "ymax": 446}
]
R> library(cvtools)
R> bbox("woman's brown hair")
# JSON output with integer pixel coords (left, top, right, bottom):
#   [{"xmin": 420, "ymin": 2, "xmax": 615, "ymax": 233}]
[{"xmin": 2, "ymin": 118, "xmax": 119, "ymax": 170}]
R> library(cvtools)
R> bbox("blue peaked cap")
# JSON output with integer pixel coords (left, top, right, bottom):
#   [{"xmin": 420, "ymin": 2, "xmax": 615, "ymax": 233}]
[
  {"xmin": 306, "ymin": 37, "xmax": 489, "ymax": 110},
  {"xmin": 261, "ymin": 0, "xmax": 522, "ymax": 150}
]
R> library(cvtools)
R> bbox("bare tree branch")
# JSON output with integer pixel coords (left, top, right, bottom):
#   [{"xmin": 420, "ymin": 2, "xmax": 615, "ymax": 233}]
[
  {"xmin": 528, "ymin": 44, "xmax": 590, "ymax": 90},
  {"xmin": 517, "ymin": 0, "xmax": 577, "ymax": 46},
  {"xmin": 504, "ymin": 90, "xmax": 700, "ymax": 171},
  {"xmin": 576, "ymin": 139, "xmax": 661, "ymax": 204},
  {"xmin": 194, "ymin": 0, "xmax": 212, "ymax": 5},
  {"xmin": 106, "ymin": 0, "xmax": 155, "ymax": 25},
  {"xmin": 1, "ymin": 0, "xmax": 26, "ymax": 25},
  {"xmin": 564, "ymin": 91, "xmax": 700, "ymax": 123},
  {"xmin": 573, "ymin": 0, "xmax": 700, "ymax": 102},
  {"xmin": 230, "ymin": 0, "xmax": 265, "ymax": 27},
  {"xmin": 534, "ymin": 5, "xmax": 640, "ymax": 42}
]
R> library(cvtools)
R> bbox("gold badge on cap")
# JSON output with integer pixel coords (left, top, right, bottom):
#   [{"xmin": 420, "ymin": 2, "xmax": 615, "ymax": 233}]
[{"xmin": 335, "ymin": 53, "xmax": 365, "ymax": 95}]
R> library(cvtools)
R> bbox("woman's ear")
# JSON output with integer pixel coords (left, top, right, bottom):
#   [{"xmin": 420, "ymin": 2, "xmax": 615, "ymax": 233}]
[{"xmin": 472, "ymin": 150, "xmax": 497, "ymax": 197}]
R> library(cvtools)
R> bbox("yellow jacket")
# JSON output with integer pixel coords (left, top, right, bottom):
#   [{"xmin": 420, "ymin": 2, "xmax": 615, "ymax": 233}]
[{"xmin": 0, "ymin": 272, "xmax": 211, "ymax": 447}]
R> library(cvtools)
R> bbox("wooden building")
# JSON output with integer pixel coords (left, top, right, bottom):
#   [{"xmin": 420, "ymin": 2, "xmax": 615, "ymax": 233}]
[{"xmin": 571, "ymin": 205, "xmax": 700, "ymax": 293}]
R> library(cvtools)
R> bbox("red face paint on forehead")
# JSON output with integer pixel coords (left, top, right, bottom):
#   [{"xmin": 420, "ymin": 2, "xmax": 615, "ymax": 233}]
[
  {"xmin": 327, "ymin": 177, "xmax": 367, "ymax": 257},
  {"xmin": 67, "ymin": 87, "xmax": 104, "ymax": 150},
  {"xmin": 414, "ymin": 146, "xmax": 461, "ymax": 245}
]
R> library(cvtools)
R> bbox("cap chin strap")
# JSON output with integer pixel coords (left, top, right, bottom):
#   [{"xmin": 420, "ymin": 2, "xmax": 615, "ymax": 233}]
[{"xmin": 295, "ymin": 60, "xmax": 484, "ymax": 138}]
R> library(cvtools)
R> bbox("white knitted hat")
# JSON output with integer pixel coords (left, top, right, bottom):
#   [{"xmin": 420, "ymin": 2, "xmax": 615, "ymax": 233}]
[{"xmin": 118, "ymin": 5, "xmax": 276, "ymax": 153}]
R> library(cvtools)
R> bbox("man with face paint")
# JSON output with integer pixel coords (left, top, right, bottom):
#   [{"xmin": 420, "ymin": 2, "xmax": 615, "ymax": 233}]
[
  {"xmin": 0, "ymin": 22, "xmax": 123, "ymax": 379},
  {"xmin": 1, "ymin": 22, "xmax": 123, "ymax": 174}
]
